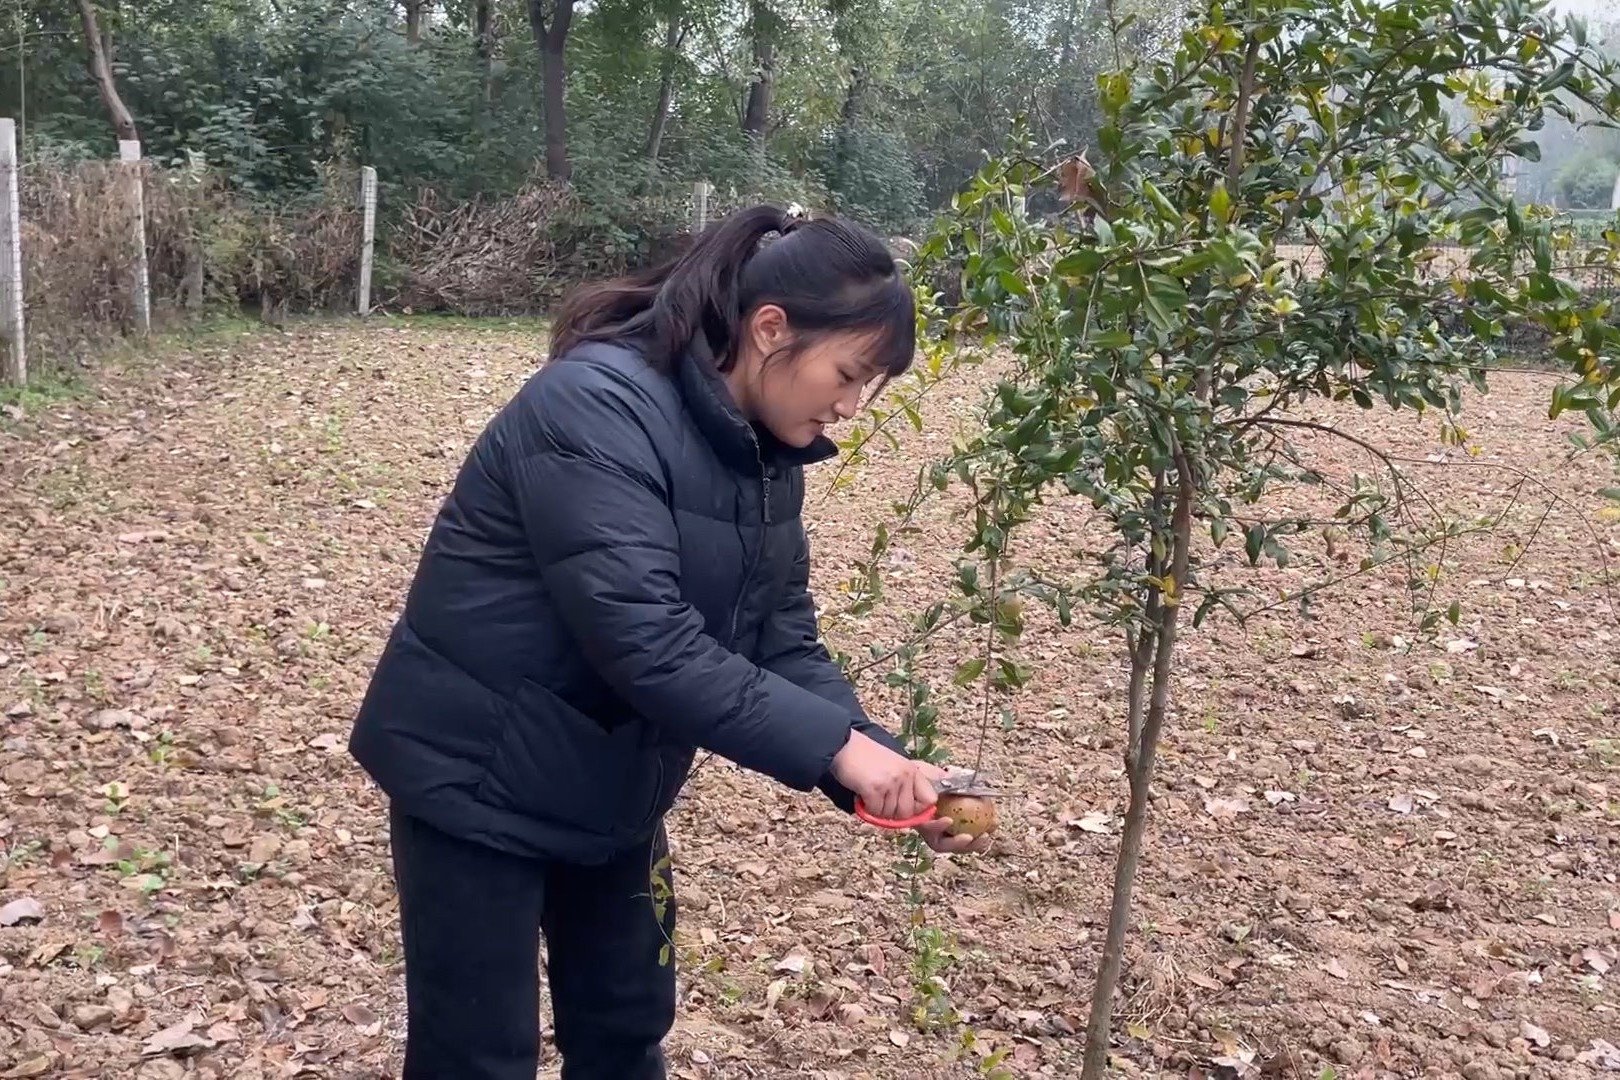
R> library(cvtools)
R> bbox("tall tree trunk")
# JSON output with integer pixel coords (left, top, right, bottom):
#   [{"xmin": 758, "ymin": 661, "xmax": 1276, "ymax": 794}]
[
  {"xmin": 473, "ymin": 0, "xmax": 494, "ymax": 103},
  {"xmin": 1079, "ymin": 450, "xmax": 1196, "ymax": 1079},
  {"xmin": 644, "ymin": 11, "xmax": 685, "ymax": 167},
  {"xmin": 527, "ymin": 0, "xmax": 575, "ymax": 182},
  {"xmin": 76, "ymin": 0, "xmax": 138, "ymax": 144},
  {"xmin": 831, "ymin": 62, "xmax": 868, "ymax": 190},
  {"xmin": 405, "ymin": 0, "xmax": 425, "ymax": 44},
  {"xmin": 1059, "ymin": 0, "xmax": 1078, "ymax": 67},
  {"xmin": 741, "ymin": 0, "xmax": 773, "ymax": 144}
]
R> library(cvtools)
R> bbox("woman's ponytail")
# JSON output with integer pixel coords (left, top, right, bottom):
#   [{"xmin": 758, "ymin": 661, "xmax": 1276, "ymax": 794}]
[
  {"xmin": 550, "ymin": 205, "xmax": 786, "ymax": 368},
  {"xmin": 549, "ymin": 203, "xmax": 914, "ymax": 383}
]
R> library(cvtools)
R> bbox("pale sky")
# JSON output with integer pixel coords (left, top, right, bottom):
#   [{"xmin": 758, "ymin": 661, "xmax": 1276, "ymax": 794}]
[{"xmin": 1549, "ymin": 0, "xmax": 1616, "ymax": 24}]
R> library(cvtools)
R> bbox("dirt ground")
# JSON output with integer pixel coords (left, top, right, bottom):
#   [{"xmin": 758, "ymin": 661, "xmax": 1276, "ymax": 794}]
[{"xmin": 0, "ymin": 319, "xmax": 1615, "ymax": 1080}]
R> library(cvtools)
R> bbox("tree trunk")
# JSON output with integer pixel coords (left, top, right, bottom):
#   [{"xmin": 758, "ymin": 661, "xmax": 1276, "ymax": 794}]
[
  {"xmin": 76, "ymin": 0, "xmax": 138, "ymax": 144},
  {"xmin": 644, "ymin": 12, "xmax": 684, "ymax": 166},
  {"xmin": 527, "ymin": 0, "xmax": 575, "ymax": 182},
  {"xmin": 741, "ymin": 0, "xmax": 773, "ymax": 143},
  {"xmin": 473, "ymin": 0, "xmax": 494, "ymax": 103},
  {"xmin": 405, "ymin": 0, "xmax": 425, "ymax": 44},
  {"xmin": 831, "ymin": 63, "xmax": 868, "ymax": 191},
  {"xmin": 1059, "ymin": 0, "xmax": 1078, "ymax": 67},
  {"xmin": 1079, "ymin": 452, "xmax": 1195, "ymax": 1079}
]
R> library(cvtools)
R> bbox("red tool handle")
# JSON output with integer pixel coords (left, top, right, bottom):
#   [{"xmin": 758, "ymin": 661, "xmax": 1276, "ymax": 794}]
[{"xmin": 854, "ymin": 797, "xmax": 938, "ymax": 830}]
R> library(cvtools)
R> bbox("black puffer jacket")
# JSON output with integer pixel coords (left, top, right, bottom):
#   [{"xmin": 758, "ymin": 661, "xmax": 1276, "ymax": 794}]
[{"xmin": 348, "ymin": 332, "xmax": 905, "ymax": 863}]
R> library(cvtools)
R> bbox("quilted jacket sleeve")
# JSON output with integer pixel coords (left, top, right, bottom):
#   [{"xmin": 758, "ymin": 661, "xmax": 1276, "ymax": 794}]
[
  {"xmin": 509, "ymin": 357, "xmax": 856, "ymax": 791},
  {"xmin": 755, "ymin": 520, "xmax": 911, "ymax": 812}
]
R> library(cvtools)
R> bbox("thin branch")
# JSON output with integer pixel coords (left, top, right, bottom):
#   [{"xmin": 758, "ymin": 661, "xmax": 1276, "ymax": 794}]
[
  {"xmin": 970, "ymin": 554, "xmax": 1000, "ymax": 780},
  {"xmin": 847, "ymin": 606, "xmax": 972, "ymax": 680},
  {"xmin": 1386, "ymin": 452, "xmax": 1620, "ymax": 621},
  {"xmin": 1226, "ymin": 36, "xmax": 1261, "ymax": 194}
]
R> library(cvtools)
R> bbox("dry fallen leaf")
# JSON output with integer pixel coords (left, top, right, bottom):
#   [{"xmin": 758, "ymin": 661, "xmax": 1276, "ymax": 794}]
[
  {"xmin": 1203, "ymin": 796, "xmax": 1252, "ymax": 822},
  {"xmin": 888, "ymin": 1029, "xmax": 910, "ymax": 1048},
  {"xmin": 1388, "ymin": 793, "xmax": 1415, "ymax": 815},
  {"xmin": 1324, "ymin": 957, "xmax": 1349, "ymax": 980},
  {"xmin": 764, "ymin": 979, "xmax": 787, "ymax": 1011},
  {"xmin": 1521, "ymin": 1020, "xmax": 1551, "ymax": 1049},
  {"xmin": 0, "ymin": 897, "xmax": 43, "ymax": 927},
  {"xmin": 342, "ymin": 1002, "xmax": 378, "ymax": 1027},
  {"xmin": 341, "ymin": 1001, "xmax": 382, "ymax": 1036},
  {"xmin": 774, "ymin": 950, "xmax": 810, "ymax": 975},
  {"xmin": 0, "ymin": 1055, "xmax": 52, "ymax": 1079},
  {"xmin": 1576, "ymin": 1039, "xmax": 1620, "ymax": 1068},
  {"xmin": 1070, "ymin": 811, "xmax": 1113, "ymax": 834},
  {"xmin": 141, "ymin": 1016, "xmax": 214, "ymax": 1057}
]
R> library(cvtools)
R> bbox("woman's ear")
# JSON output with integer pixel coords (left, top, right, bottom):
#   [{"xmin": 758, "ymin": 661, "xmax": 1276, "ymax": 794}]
[{"xmin": 747, "ymin": 303, "xmax": 790, "ymax": 357}]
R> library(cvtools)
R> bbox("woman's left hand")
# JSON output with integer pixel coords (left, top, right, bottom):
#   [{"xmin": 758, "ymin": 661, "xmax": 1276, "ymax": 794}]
[
  {"xmin": 911, "ymin": 763, "xmax": 994, "ymax": 854},
  {"xmin": 914, "ymin": 816, "xmax": 994, "ymax": 854}
]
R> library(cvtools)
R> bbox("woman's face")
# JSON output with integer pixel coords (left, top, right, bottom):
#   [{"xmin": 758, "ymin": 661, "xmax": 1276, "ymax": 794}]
[{"xmin": 727, "ymin": 304, "xmax": 888, "ymax": 448}]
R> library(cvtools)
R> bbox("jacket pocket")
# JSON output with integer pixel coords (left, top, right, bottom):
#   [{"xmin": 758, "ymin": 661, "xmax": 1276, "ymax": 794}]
[{"xmin": 476, "ymin": 678, "xmax": 663, "ymax": 838}]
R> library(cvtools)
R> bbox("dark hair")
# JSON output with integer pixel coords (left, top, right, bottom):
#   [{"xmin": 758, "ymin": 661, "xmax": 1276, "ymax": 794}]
[{"xmin": 549, "ymin": 204, "xmax": 915, "ymax": 384}]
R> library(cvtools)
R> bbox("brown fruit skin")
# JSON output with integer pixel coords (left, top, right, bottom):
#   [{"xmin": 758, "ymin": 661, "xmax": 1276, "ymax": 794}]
[{"xmin": 936, "ymin": 793, "xmax": 997, "ymax": 838}]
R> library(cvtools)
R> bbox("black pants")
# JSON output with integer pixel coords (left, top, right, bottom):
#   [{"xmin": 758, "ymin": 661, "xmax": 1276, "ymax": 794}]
[{"xmin": 388, "ymin": 806, "xmax": 676, "ymax": 1079}]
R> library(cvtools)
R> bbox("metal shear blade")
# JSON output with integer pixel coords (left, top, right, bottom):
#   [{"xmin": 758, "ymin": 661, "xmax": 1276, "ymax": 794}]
[{"xmin": 934, "ymin": 769, "xmax": 1000, "ymax": 799}]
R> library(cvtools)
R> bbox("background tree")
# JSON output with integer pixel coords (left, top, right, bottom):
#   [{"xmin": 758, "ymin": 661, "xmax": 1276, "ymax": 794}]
[
  {"xmin": 75, "ymin": 0, "xmax": 138, "ymax": 144},
  {"xmin": 0, "ymin": 0, "xmax": 1204, "ymax": 233}
]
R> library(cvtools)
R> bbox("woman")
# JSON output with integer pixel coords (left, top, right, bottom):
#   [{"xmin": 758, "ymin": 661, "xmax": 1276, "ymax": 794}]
[{"xmin": 348, "ymin": 204, "xmax": 989, "ymax": 1080}]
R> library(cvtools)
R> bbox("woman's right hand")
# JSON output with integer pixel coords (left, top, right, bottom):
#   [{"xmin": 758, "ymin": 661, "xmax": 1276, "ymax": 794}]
[{"xmin": 831, "ymin": 730, "xmax": 937, "ymax": 821}]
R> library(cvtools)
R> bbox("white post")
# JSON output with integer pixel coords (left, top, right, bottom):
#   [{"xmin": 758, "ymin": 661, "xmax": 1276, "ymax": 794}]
[
  {"xmin": 692, "ymin": 180, "xmax": 711, "ymax": 234},
  {"xmin": 357, "ymin": 166, "xmax": 377, "ymax": 316},
  {"xmin": 0, "ymin": 119, "xmax": 23, "ymax": 387},
  {"xmin": 118, "ymin": 139, "xmax": 150, "ymax": 336}
]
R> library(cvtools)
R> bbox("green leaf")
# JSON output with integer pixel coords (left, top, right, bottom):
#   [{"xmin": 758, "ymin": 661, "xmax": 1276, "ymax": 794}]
[
  {"xmin": 1143, "ymin": 179, "xmax": 1179, "ymax": 220},
  {"xmin": 993, "ymin": 657, "xmax": 1031, "ymax": 689},
  {"xmin": 997, "ymin": 270, "xmax": 1029, "ymax": 298},
  {"xmin": 952, "ymin": 658, "xmax": 987, "ymax": 686},
  {"xmin": 1538, "ymin": 59, "xmax": 1576, "ymax": 93},
  {"xmin": 1091, "ymin": 328, "xmax": 1134, "ymax": 348},
  {"xmin": 1168, "ymin": 249, "xmax": 1218, "ymax": 277},
  {"xmin": 1600, "ymin": 488, "xmax": 1620, "ymax": 502},
  {"xmin": 1142, "ymin": 272, "xmax": 1189, "ymax": 334},
  {"xmin": 1055, "ymin": 248, "xmax": 1104, "ymax": 278},
  {"xmin": 1209, "ymin": 181, "xmax": 1232, "ymax": 224},
  {"xmin": 1245, "ymin": 523, "xmax": 1265, "ymax": 565},
  {"xmin": 1446, "ymin": 600, "xmax": 1460, "ymax": 626}
]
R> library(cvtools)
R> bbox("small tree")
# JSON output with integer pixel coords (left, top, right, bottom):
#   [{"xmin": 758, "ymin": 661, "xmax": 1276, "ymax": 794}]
[{"xmin": 841, "ymin": 0, "xmax": 1620, "ymax": 1072}]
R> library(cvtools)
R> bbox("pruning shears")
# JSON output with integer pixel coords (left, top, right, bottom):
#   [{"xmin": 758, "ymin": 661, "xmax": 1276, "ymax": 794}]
[{"xmin": 853, "ymin": 768, "xmax": 1003, "ymax": 830}]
